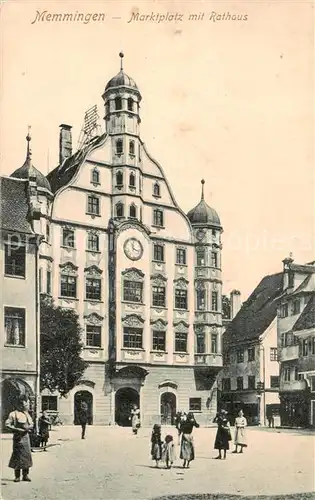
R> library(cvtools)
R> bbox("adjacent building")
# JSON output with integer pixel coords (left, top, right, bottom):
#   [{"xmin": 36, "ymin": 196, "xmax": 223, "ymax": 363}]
[
  {"xmin": 1, "ymin": 54, "xmax": 225, "ymax": 426},
  {"xmin": 278, "ymin": 257, "xmax": 315, "ymax": 427},
  {"xmin": 218, "ymin": 273, "xmax": 283, "ymax": 425}
]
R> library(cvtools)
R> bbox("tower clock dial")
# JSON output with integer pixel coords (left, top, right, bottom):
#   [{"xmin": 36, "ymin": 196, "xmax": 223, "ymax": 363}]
[{"xmin": 124, "ymin": 238, "xmax": 143, "ymax": 261}]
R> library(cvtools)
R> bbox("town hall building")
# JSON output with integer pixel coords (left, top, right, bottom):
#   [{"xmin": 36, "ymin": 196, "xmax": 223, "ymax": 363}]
[{"xmin": 1, "ymin": 53, "xmax": 224, "ymax": 427}]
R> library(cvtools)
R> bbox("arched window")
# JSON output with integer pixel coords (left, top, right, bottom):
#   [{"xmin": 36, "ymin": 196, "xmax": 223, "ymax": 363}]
[
  {"xmin": 116, "ymin": 171, "xmax": 123, "ymax": 186},
  {"xmin": 129, "ymin": 204, "xmax": 137, "ymax": 218},
  {"xmin": 115, "ymin": 96, "xmax": 122, "ymax": 110},
  {"xmin": 127, "ymin": 98, "xmax": 134, "ymax": 112},
  {"xmin": 129, "ymin": 172, "xmax": 135, "ymax": 187},
  {"xmin": 129, "ymin": 140, "xmax": 135, "ymax": 155},
  {"xmin": 91, "ymin": 169, "xmax": 100, "ymax": 184},
  {"xmin": 116, "ymin": 139, "xmax": 123, "ymax": 154},
  {"xmin": 153, "ymin": 182, "xmax": 160, "ymax": 197},
  {"xmin": 116, "ymin": 203, "xmax": 124, "ymax": 218}
]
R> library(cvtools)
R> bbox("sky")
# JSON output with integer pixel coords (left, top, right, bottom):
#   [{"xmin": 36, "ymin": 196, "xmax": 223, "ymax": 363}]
[{"xmin": 1, "ymin": 0, "xmax": 314, "ymax": 301}]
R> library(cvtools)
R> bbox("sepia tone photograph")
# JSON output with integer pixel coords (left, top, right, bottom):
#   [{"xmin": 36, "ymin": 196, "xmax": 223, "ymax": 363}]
[{"xmin": 0, "ymin": 1, "xmax": 314, "ymax": 499}]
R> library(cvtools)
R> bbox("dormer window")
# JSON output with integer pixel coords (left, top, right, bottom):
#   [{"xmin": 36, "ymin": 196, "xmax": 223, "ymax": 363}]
[
  {"xmin": 115, "ymin": 96, "xmax": 122, "ymax": 110},
  {"xmin": 116, "ymin": 171, "xmax": 123, "ymax": 186},
  {"xmin": 116, "ymin": 139, "xmax": 123, "ymax": 154},
  {"xmin": 153, "ymin": 182, "xmax": 160, "ymax": 197},
  {"xmin": 129, "ymin": 172, "xmax": 135, "ymax": 187},
  {"xmin": 129, "ymin": 204, "xmax": 137, "ymax": 218},
  {"xmin": 129, "ymin": 140, "xmax": 135, "ymax": 155},
  {"xmin": 116, "ymin": 203, "xmax": 124, "ymax": 218},
  {"xmin": 91, "ymin": 168, "xmax": 100, "ymax": 184},
  {"xmin": 127, "ymin": 97, "xmax": 134, "ymax": 111}
]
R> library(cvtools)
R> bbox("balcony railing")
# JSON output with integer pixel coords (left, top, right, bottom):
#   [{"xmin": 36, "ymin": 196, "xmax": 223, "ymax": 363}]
[{"xmin": 194, "ymin": 353, "xmax": 222, "ymax": 367}]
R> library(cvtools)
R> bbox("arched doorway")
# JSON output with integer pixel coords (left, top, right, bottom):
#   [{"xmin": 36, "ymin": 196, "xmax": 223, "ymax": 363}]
[
  {"xmin": 74, "ymin": 390, "xmax": 93, "ymax": 425},
  {"xmin": 1, "ymin": 378, "xmax": 34, "ymax": 430},
  {"xmin": 160, "ymin": 392, "xmax": 176, "ymax": 425},
  {"xmin": 115, "ymin": 388, "xmax": 139, "ymax": 427}
]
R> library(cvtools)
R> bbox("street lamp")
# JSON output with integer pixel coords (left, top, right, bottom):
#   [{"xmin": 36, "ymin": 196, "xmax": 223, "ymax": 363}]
[{"xmin": 256, "ymin": 382, "xmax": 264, "ymax": 426}]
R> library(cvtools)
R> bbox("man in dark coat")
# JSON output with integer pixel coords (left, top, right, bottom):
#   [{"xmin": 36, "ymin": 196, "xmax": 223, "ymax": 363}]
[{"xmin": 78, "ymin": 402, "xmax": 88, "ymax": 439}]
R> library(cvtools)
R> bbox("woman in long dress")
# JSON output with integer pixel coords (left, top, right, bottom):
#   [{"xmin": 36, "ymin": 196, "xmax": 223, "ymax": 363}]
[
  {"xmin": 5, "ymin": 395, "xmax": 34, "ymax": 482},
  {"xmin": 129, "ymin": 404, "xmax": 141, "ymax": 435},
  {"xmin": 179, "ymin": 412, "xmax": 199, "ymax": 468},
  {"xmin": 213, "ymin": 409, "xmax": 231, "ymax": 460},
  {"xmin": 233, "ymin": 409, "xmax": 247, "ymax": 453},
  {"xmin": 150, "ymin": 424, "xmax": 162, "ymax": 467}
]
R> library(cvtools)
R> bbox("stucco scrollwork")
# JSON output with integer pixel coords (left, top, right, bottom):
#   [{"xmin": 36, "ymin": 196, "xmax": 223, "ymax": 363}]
[
  {"xmin": 195, "ymin": 280, "xmax": 205, "ymax": 291},
  {"xmin": 59, "ymin": 261, "xmax": 78, "ymax": 274},
  {"xmin": 173, "ymin": 320, "xmax": 189, "ymax": 333},
  {"xmin": 151, "ymin": 274, "xmax": 167, "ymax": 287},
  {"xmin": 117, "ymin": 221, "xmax": 151, "ymax": 239},
  {"xmin": 150, "ymin": 318, "xmax": 167, "ymax": 331},
  {"xmin": 122, "ymin": 267, "xmax": 144, "ymax": 282},
  {"xmin": 173, "ymin": 277, "xmax": 189, "ymax": 289},
  {"xmin": 122, "ymin": 314, "xmax": 145, "ymax": 327},
  {"xmin": 84, "ymin": 313, "xmax": 104, "ymax": 325},
  {"xmin": 84, "ymin": 265, "xmax": 103, "ymax": 277},
  {"xmin": 212, "ymin": 282, "xmax": 218, "ymax": 291},
  {"xmin": 194, "ymin": 325, "xmax": 205, "ymax": 334}
]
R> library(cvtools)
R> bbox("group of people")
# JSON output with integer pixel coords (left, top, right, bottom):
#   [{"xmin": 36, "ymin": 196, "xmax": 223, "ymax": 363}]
[{"xmin": 213, "ymin": 409, "xmax": 248, "ymax": 459}]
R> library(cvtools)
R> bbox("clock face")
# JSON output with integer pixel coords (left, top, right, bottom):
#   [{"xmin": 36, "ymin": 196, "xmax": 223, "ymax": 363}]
[
  {"xmin": 124, "ymin": 238, "xmax": 143, "ymax": 261},
  {"xmin": 196, "ymin": 229, "xmax": 206, "ymax": 241}
]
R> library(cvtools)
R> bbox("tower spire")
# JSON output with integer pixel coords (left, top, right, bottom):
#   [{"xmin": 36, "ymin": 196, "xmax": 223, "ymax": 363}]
[
  {"xmin": 119, "ymin": 51, "xmax": 124, "ymax": 71},
  {"xmin": 201, "ymin": 179, "xmax": 205, "ymax": 200},
  {"xmin": 26, "ymin": 125, "xmax": 32, "ymax": 161}
]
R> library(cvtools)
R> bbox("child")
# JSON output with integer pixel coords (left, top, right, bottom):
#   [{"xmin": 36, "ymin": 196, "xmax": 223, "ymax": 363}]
[
  {"xmin": 38, "ymin": 411, "xmax": 50, "ymax": 451},
  {"xmin": 150, "ymin": 424, "xmax": 162, "ymax": 468},
  {"xmin": 162, "ymin": 434, "xmax": 175, "ymax": 469}
]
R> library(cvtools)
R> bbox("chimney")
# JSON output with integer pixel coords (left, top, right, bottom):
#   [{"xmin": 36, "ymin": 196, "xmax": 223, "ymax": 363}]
[
  {"xmin": 230, "ymin": 289, "xmax": 241, "ymax": 319},
  {"xmin": 59, "ymin": 124, "xmax": 72, "ymax": 165}
]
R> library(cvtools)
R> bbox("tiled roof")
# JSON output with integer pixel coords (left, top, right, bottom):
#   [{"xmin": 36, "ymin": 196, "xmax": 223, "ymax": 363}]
[
  {"xmin": 290, "ymin": 263, "xmax": 315, "ymax": 274},
  {"xmin": 223, "ymin": 272, "xmax": 283, "ymax": 346},
  {"xmin": 291, "ymin": 274, "xmax": 315, "ymax": 295},
  {"xmin": 293, "ymin": 294, "xmax": 315, "ymax": 332},
  {"xmin": 0, "ymin": 177, "xmax": 33, "ymax": 234}
]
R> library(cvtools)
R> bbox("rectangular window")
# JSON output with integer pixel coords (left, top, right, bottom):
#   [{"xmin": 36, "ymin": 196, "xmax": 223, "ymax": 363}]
[
  {"xmin": 270, "ymin": 347, "xmax": 278, "ymax": 361},
  {"xmin": 223, "ymin": 351, "xmax": 230, "ymax": 364},
  {"xmin": 294, "ymin": 366, "xmax": 299, "ymax": 380},
  {"xmin": 211, "ymin": 334, "xmax": 218, "ymax": 354},
  {"xmin": 176, "ymin": 248, "xmax": 186, "ymax": 265},
  {"xmin": 292, "ymin": 299, "xmax": 300, "ymax": 315},
  {"xmin": 237, "ymin": 376, "xmax": 244, "ymax": 390},
  {"xmin": 302, "ymin": 339, "xmax": 308, "ymax": 356},
  {"xmin": 284, "ymin": 367, "xmax": 291, "ymax": 382},
  {"xmin": 237, "ymin": 350, "xmax": 244, "ymax": 363},
  {"xmin": 175, "ymin": 289, "xmax": 187, "ymax": 310},
  {"xmin": 175, "ymin": 332, "xmax": 187, "ymax": 353},
  {"xmin": 211, "ymin": 252, "xmax": 218, "ymax": 267},
  {"xmin": 87, "ymin": 195, "xmax": 100, "ymax": 215},
  {"xmin": 196, "ymin": 250, "xmax": 205, "ymax": 266},
  {"xmin": 152, "ymin": 286, "xmax": 166, "ymax": 307},
  {"xmin": 248, "ymin": 376, "xmax": 256, "ymax": 390},
  {"xmin": 280, "ymin": 303, "xmax": 289, "ymax": 318},
  {"xmin": 311, "ymin": 377, "xmax": 315, "ymax": 392},
  {"xmin": 153, "ymin": 244, "xmax": 164, "ymax": 262},
  {"xmin": 222, "ymin": 378, "xmax": 231, "ymax": 391},
  {"xmin": 41, "ymin": 396, "xmax": 58, "ymax": 412},
  {"xmin": 196, "ymin": 290, "xmax": 205, "ymax": 310},
  {"xmin": 123, "ymin": 327, "xmax": 143, "ymax": 349},
  {"xmin": 62, "ymin": 229, "xmax": 75, "ymax": 248},
  {"xmin": 312, "ymin": 337, "xmax": 315, "ymax": 355},
  {"xmin": 195, "ymin": 332, "xmax": 205, "ymax": 354},
  {"xmin": 39, "ymin": 268, "xmax": 42, "ymax": 293},
  {"xmin": 152, "ymin": 330, "xmax": 166, "ymax": 351},
  {"xmin": 153, "ymin": 209, "xmax": 164, "ymax": 227},
  {"xmin": 60, "ymin": 275, "xmax": 77, "ymax": 298},
  {"xmin": 123, "ymin": 280, "xmax": 143, "ymax": 303},
  {"xmin": 46, "ymin": 271, "xmax": 51, "ymax": 295},
  {"xmin": 86, "ymin": 325, "xmax": 101, "ymax": 347},
  {"xmin": 248, "ymin": 347, "xmax": 255, "ymax": 362},
  {"xmin": 4, "ymin": 244, "xmax": 26, "ymax": 277},
  {"xmin": 270, "ymin": 376, "xmax": 279, "ymax": 388},
  {"xmin": 189, "ymin": 398, "xmax": 201, "ymax": 412},
  {"xmin": 85, "ymin": 278, "xmax": 101, "ymax": 301},
  {"xmin": 4, "ymin": 307, "xmax": 25, "ymax": 346},
  {"xmin": 87, "ymin": 233, "xmax": 99, "ymax": 252},
  {"xmin": 211, "ymin": 291, "xmax": 218, "ymax": 311}
]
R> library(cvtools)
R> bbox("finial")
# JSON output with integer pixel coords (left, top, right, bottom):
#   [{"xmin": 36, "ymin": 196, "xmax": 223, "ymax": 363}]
[
  {"xmin": 119, "ymin": 51, "xmax": 124, "ymax": 71},
  {"xmin": 26, "ymin": 125, "xmax": 32, "ymax": 160},
  {"xmin": 201, "ymin": 179, "xmax": 205, "ymax": 200},
  {"xmin": 289, "ymin": 251, "xmax": 293, "ymax": 259}
]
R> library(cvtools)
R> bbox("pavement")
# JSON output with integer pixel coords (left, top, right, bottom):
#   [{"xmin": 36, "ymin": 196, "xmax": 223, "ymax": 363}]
[{"xmin": 1, "ymin": 425, "xmax": 314, "ymax": 500}]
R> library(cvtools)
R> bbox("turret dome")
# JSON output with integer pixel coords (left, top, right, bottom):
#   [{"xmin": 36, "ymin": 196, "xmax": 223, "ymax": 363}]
[
  {"xmin": 104, "ymin": 52, "xmax": 139, "ymax": 93},
  {"xmin": 187, "ymin": 180, "xmax": 221, "ymax": 227}
]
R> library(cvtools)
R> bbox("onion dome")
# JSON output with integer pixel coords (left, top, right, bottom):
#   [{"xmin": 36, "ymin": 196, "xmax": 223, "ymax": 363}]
[
  {"xmin": 104, "ymin": 52, "xmax": 139, "ymax": 92},
  {"xmin": 10, "ymin": 128, "xmax": 52, "ymax": 192},
  {"xmin": 187, "ymin": 179, "xmax": 221, "ymax": 227}
]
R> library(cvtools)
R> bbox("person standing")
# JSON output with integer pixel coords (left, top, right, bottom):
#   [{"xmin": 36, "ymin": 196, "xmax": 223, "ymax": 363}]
[
  {"xmin": 78, "ymin": 401, "xmax": 89, "ymax": 439},
  {"xmin": 179, "ymin": 412, "xmax": 199, "ymax": 468},
  {"xmin": 5, "ymin": 395, "xmax": 34, "ymax": 482},
  {"xmin": 162, "ymin": 434, "xmax": 176, "ymax": 469},
  {"xmin": 38, "ymin": 411, "xmax": 50, "ymax": 450},
  {"xmin": 267, "ymin": 408, "xmax": 275, "ymax": 428},
  {"xmin": 233, "ymin": 409, "xmax": 247, "ymax": 453},
  {"xmin": 213, "ymin": 409, "xmax": 231, "ymax": 460},
  {"xmin": 150, "ymin": 424, "xmax": 162, "ymax": 467},
  {"xmin": 130, "ymin": 404, "xmax": 141, "ymax": 435}
]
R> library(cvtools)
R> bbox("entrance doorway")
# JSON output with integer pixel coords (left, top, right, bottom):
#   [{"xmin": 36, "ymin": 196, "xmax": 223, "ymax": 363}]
[
  {"xmin": 115, "ymin": 388, "xmax": 139, "ymax": 426},
  {"xmin": 160, "ymin": 392, "xmax": 176, "ymax": 425},
  {"xmin": 74, "ymin": 391, "xmax": 93, "ymax": 425}
]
